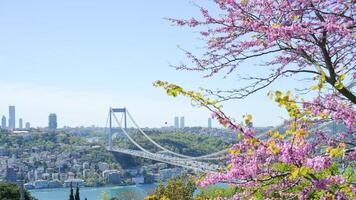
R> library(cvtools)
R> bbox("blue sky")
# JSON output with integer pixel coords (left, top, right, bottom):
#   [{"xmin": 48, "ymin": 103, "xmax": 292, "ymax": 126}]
[{"xmin": 0, "ymin": 0, "xmax": 304, "ymax": 128}]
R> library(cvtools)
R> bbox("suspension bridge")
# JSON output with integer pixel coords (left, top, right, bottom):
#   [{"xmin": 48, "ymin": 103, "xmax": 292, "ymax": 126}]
[{"xmin": 106, "ymin": 108, "xmax": 225, "ymax": 173}]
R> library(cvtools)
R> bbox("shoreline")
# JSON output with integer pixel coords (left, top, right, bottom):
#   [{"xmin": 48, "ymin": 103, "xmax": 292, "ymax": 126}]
[{"xmin": 28, "ymin": 182, "xmax": 156, "ymax": 191}]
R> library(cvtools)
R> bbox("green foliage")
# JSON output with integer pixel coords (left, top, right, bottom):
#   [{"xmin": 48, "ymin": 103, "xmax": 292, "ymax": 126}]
[
  {"xmin": 69, "ymin": 184, "xmax": 74, "ymax": 200},
  {"xmin": 100, "ymin": 192, "xmax": 110, "ymax": 200},
  {"xmin": 75, "ymin": 185, "xmax": 80, "ymax": 200},
  {"xmin": 0, "ymin": 182, "xmax": 37, "ymax": 200},
  {"xmin": 196, "ymin": 186, "xmax": 238, "ymax": 199},
  {"xmin": 85, "ymin": 173, "xmax": 106, "ymax": 187},
  {"xmin": 147, "ymin": 174, "xmax": 196, "ymax": 200}
]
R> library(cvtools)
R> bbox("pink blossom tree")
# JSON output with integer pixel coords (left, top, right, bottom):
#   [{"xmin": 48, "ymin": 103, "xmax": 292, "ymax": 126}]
[
  {"xmin": 168, "ymin": 0, "xmax": 355, "ymax": 103},
  {"xmin": 154, "ymin": 0, "xmax": 355, "ymax": 199}
]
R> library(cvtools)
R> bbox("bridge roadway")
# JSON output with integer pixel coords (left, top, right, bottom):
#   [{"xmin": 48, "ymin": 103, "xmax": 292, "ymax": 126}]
[{"xmin": 109, "ymin": 148, "xmax": 221, "ymax": 173}]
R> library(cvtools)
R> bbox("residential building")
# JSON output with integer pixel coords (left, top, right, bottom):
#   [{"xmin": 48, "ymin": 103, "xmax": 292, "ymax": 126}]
[
  {"xmin": 1, "ymin": 115, "xmax": 6, "ymax": 129},
  {"xmin": 19, "ymin": 118, "xmax": 23, "ymax": 129},
  {"xmin": 25, "ymin": 122, "xmax": 30, "ymax": 129},
  {"xmin": 208, "ymin": 118, "xmax": 212, "ymax": 128},
  {"xmin": 180, "ymin": 116, "xmax": 185, "ymax": 128},
  {"xmin": 8, "ymin": 106, "xmax": 15, "ymax": 129},
  {"xmin": 174, "ymin": 116, "xmax": 179, "ymax": 128},
  {"xmin": 48, "ymin": 180, "xmax": 62, "ymax": 188},
  {"xmin": 48, "ymin": 113, "xmax": 57, "ymax": 130}
]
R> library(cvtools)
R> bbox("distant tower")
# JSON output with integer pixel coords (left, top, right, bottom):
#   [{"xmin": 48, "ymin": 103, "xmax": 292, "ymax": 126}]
[
  {"xmin": 180, "ymin": 116, "xmax": 185, "ymax": 129},
  {"xmin": 174, "ymin": 116, "xmax": 179, "ymax": 129},
  {"xmin": 48, "ymin": 113, "xmax": 57, "ymax": 130},
  {"xmin": 8, "ymin": 106, "xmax": 15, "ymax": 129},
  {"xmin": 25, "ymin": 122, "xmax": 31, "ymax": 129},
  {"xmin": 208, "ymin": 118, "xmax": 212, "ymax": 128},
  {"xmin": 19, "ymin": 118, "xmax": 23, "ymax": 129},
  {"xmin": 1, "ymin": 115, "xmax": 6, "ymax": 129}
]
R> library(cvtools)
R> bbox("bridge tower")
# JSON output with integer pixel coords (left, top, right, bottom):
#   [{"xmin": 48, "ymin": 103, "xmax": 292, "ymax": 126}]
[{"xmin": 109, "ymin": 107, "xmax": 127, "ymax": 150}]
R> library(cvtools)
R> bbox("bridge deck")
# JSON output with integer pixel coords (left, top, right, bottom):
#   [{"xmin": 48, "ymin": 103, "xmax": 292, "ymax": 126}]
[{"xmin": 109, "ymin": 148, "xmax": 221, "ymax": 173}]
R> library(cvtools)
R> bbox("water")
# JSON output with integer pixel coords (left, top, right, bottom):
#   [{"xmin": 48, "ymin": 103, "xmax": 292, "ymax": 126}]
[{"xmin": 30, "ymin": 184, "xmax": 156, "ymax": 200}]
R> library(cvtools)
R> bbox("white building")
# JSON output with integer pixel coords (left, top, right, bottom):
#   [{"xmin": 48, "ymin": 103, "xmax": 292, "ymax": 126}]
[{"xmin": 64, "ymin": 179, "xmax": 84, "ymax": 187}]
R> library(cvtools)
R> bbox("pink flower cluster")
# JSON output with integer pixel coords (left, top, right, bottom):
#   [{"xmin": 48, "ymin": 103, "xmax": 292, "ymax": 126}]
[
  {"xmin": 303, "ymin": 156, "xmax": 331, "ymax": 172},
  {"xmin": 197, "ymin": 93, "xmax": 354, "ymax": 199},
  {"xmin": 303, "ymin": 94, "xmax": 356, "ymax": 131}
]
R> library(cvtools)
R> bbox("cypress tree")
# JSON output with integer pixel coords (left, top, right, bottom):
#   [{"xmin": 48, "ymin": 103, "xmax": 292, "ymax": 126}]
[
  {"xmin": 69, "ymin": 182, "xmax": 74, "ymax": 200},
  {"xmin": 75, "ymin": 184, "xmax": 80, "ymax": 200}
]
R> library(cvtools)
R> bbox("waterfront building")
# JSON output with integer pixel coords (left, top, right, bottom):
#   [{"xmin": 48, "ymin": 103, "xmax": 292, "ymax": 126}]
[
  {"xmin": 180, "ymin": 116, "xmax": 185, "ymax": 128},
  {"xmin": 208, "ymin": 118, "xmax": 212, "ymax": 128},
  {"xmin": 19, "ymin": 118, "xmax": 23, "ymax": 129},
  {"xmin": 41, "ymin": 173, "xmax": 50, "ymax": 180},
  {"xmin": 25, "ymin": 122, "xmax": 31, "ymax": 129},
  {"xmin": 103, "ymin": 170, "xmax": 122, "ymax": 184},
  {"xmin": 8, "ymin": 106, "xmax": 15, "ymax": 129},
  {"xmin": 1, "ymin": 115, "xmax": 6, "ymax": 129},
  {"xmin": 64, "ymin": 179, "xmax": 84, "ymax": 187},
  {"xmin": 48, "ymin": 113, "xmax": 57, "ymax": 130},
  {"xmin": 174, "ymin": 116, "xmax": 179, "ymax": 128},
  {"xmin": 52, "ymin": 173, "xmax": 59, "ymax": 180},
  {"xmin": 48, "ymin": 180, "xmax": 62, "ymax": 188},
  {"xmin": 68, "ymin": 172, "xmax": 75, "ymax": 180},
  {"xmin": 24, "ymin": 183, "xmax": 35, "ymax": 190},
  {"xmin": 34, "ymin": 180, "xmax": 49, "ymax": 189},
  {"xmin": 132, "ymin": 176, "xmax": 144, "ymax": 184}
]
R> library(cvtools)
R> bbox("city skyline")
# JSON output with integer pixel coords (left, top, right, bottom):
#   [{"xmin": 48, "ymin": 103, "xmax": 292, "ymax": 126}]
[
  {"xmin": 0, "ymin": 105, "xmax": 31, "ymax": 130},
  {"xmin": 1, "ymin": 105, "xmax": 217, "ymax": 129}
]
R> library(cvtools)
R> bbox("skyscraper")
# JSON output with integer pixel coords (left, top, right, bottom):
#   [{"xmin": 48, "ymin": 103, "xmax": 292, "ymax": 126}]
[
  {"xmin": 174, "ymin": 116, "xmax": 179, "ymax": 129},
  {"xmin": 180, "ymin": 116, "xmax": 185, "ymax": 129},
  {"xmin": 208, "ymin": 118, "xmax": 212, "ymax": 128},
  {"xmin": 1, "ymin": 115, "xmax": 6, "ymax": 129},
  {"xmin": 48, "ymin": 113, "xmax": 57, "ymax": 130},
  {"xmin": 25, "ymin": 122, "xmax": 31, "ymax": 129},
  {"xmin": 8, "ymin": 106, "xmax": 15, "ymax": 129},
  {"xmin": 19, "ymin": 118, "xmax": 23, "ymax": 129}
]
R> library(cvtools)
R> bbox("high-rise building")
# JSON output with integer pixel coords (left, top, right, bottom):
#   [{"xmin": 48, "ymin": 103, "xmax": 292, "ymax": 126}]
[
  {"xmin": 48, "ymin": 113, "xmax": 57, "ymax": 130},
  {"xmin": 208, "ymin": 118, "xmax": 212, "ymax": 128},
  {"xmin": 8, "ymin": 106, "xmax": 15, "ymax": 129},
  {"xmin": 180, "ymin": 116, "xmax": 185, "ymax": 129},
  {"xmin": 25, "ymin": 122, "xmax": 31, "ymax": 129},
  {"xmin": 1, "ymin": 115, "xmax": 6, "ymax": 129},
  {"xmin": 174, "ymin": 116, "xmax": 179, "ymax": 129},
  {"xmin": 19, "ymin": 118, "xmax": 23, "ymax": 129}
]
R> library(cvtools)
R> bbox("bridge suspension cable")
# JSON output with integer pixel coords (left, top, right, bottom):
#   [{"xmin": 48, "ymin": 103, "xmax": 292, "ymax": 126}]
[
  {"xmin": 124, "ymin": 108, "xmax": 297, "ymax": 160},
  {"xmin": 126, "ymin": 109, "xmax": 222, "ymax": 159},
  {"xmin": 110, "ymin": 111, "xmax": 220, "ymax": 172}
]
